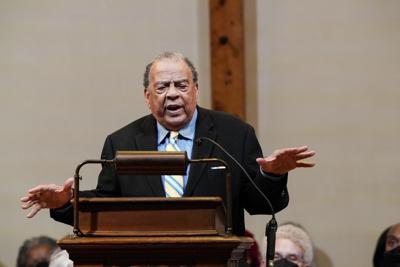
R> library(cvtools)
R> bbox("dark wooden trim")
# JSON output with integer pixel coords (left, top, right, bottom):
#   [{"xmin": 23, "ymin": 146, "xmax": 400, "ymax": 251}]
[{"xmin": 59, "ymin": 235, "xmax": 253, "ymax": 266}]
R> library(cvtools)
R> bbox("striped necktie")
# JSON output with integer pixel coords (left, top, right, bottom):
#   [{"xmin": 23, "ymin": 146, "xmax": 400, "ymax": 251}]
[{"xmin": 164, "ymin": 131, "xmax": 184, "ymax": 197}]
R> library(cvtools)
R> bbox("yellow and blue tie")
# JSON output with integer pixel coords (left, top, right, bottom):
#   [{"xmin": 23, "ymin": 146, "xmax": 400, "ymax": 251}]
[{"xmin": 164, "ymin": 131, "xmax": 184, "ymax": 197}]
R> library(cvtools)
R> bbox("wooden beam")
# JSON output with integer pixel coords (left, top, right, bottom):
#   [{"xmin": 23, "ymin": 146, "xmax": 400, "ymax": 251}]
[{"xmin": 209, "ymin": 0, "xmax": 245, "ymax": 120}]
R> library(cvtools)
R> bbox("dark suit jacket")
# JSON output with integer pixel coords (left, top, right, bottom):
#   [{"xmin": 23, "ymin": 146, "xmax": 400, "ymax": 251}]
[{"xmin": 51, "ymin": 107, "xmax": 289, "ymax": 235}]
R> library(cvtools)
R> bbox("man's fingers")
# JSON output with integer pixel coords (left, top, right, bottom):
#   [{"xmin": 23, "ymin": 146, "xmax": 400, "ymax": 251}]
[
  {"xmin": 26, "ymin": 204, "xmax": 41, "ymax": 218},
  {"xmin": 63, "ymin": 177, "xmax": 74, "ymax": 190},
  {"xmin": 28, "ymin": 184, "xmax": 47, "ymax": 194},
  {"xmin": 21, "ymin": 200, "xmax": 38, "ymax": 210},
  {"xmin": 296, "ymin": 162, "xmax": 316, "ymax": 168},
  {"xmin": 20, "ymin": 196, "xmax": 30, "ymax": 202},
  {"xmin": 21, "ymin": 193, "xmax": 41, "ymax": 203},
  {"xmin": 279, "ymin": 146, "xmax": 308, "ymax": 155},
  {"xmin": 256, "ymin": 157, "xmax": 267, "ymax": 164},
  {"xmin": 294, "ymin": 151, "xmax": 316, "ymax": 160}
]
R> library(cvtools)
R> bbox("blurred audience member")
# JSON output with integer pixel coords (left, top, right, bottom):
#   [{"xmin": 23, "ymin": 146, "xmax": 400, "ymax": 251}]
[
  {"xmin": 245, "ymin": 230, "xmax": 262, "ymax": 267},
  {"xmin": 17, "ymin": 236, "xmax": 72, "ymax": 267},
  {"xmin": 374, "ymin": 227, "xmax": 391, "ymax": 267},
  {"xmin": 374, "ymin": 223, "xmax": 400, "ymax": 267},
  {"xmin": 263, "ymin": 222, "xmax": 314, "ymax": 267},
  {"xmin": 17, "ymin": 236, "xmax": 58, "ymax": 267}
]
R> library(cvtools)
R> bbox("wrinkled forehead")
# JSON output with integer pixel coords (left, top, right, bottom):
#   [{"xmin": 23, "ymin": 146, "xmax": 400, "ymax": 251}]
[
  {"xmin": 150, "ymin": 59, "xmax": 192, "ymax": 83},
  {"xmin": 275, "ymin": 238, "xmax": 304, "ymax": 256}
]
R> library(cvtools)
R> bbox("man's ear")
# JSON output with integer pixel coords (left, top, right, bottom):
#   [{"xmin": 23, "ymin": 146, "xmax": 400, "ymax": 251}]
[
  {"xmin": 144, "ymin": 88, "xmax": 151, "ymax": 108},
  {"xmin": 194, "ymin": 83, "xmax": 199, "ymax": 99}
]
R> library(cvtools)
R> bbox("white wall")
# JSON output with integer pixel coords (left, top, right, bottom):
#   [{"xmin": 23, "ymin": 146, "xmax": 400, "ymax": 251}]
[
  {"xmin": 245, "ymin": 1, "xmax": 400, "ymax": 267},
  {"xmin": 0, "ymin": 1, "xmax": 209, "ymax": 266}
]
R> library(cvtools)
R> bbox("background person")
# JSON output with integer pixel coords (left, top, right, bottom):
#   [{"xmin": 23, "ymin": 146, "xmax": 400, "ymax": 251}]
[
  {"xmin": 374, "ymin": 223, "xmax": 400, "ymax": 267},
  {"xmin": 17, "ymin": 236, "xmax": 57, "ymax": 267},
  {"xmin": 263, "ymin": 222, "xmax": 315, "ymax": 267},
  {"xmin": 244, "ymin": 229, "xmax": 262, "ymax": 267},
  {"xmin": 374, "ymin": 227, "xmax": 391, "ymax": 267}
]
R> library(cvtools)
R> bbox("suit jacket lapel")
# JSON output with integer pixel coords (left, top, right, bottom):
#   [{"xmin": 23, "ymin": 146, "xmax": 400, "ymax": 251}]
[
  {"xmin": 184, "ymin": 108, "xmax": 217, "ymax": 196},
  {"xmin": 134, "ymin": 115, "xmax": 165, "ymax": 196}
]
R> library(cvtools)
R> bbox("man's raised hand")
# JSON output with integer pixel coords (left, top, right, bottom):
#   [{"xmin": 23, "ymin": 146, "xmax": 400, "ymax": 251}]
[
  {"xmin": 256, "ymin": 146, "xmax": 316, "ymax": 175},
  {"xmin": 20, "ymin": 177, "xmax": 74, "ymax": 218}
]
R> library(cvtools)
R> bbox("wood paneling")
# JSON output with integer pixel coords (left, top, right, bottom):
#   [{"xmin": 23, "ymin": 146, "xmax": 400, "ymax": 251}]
[{"xmin": 209, "ymin": 0, "xmax": 246, "ymax": 119}]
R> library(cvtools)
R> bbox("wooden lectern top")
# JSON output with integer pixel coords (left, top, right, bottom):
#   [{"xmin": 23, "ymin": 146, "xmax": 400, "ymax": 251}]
[{"xmin": 76, "ymin": 196, "xmax": 227, "ymax": 237}]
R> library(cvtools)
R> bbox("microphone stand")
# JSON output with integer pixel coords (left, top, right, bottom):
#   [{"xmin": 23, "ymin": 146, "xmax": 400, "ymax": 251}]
[
  {"xmin": 266, "ymin": 216, "xmax": 277, "ymax": 267},
  {"xmin": 196, "ymin": 137, "xmax": 278, "ymax": 266}
]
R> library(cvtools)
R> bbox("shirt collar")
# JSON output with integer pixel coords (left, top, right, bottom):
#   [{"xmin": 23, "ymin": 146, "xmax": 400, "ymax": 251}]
[{"xmin": 157, "ymin": 108, "xmax": 198, "ymax": 145}]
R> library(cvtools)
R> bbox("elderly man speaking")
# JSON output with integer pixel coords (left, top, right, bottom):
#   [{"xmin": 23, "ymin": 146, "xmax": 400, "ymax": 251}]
[{"xmin": 21, "ymin": 52, "xmax": 315, "ymax": 236}]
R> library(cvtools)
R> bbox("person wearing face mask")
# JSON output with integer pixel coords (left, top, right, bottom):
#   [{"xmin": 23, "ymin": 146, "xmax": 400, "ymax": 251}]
[
  {"xmin": 374, "ymin": 223, "xmax": 400, "ymax": 267},
  {"xmin": 17, "ymin": 236, "xmax": 73, "ymax": 267},
  {"xmin": 263, "ymin": 223, "xmax": 315, "ymax": 267}
]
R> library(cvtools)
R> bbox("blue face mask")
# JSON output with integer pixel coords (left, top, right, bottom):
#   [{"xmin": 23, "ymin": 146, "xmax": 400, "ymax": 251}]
[{"xmin": 274, "ymin": 258, "xmax": 300, "ymax": 267}]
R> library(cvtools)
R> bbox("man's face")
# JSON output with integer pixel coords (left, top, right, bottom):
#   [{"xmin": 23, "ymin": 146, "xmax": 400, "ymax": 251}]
[
  {"xmin": 144, "ymin": 58, "xmax": 198, "ymax": 131},
  {"xmin": 275, "ymin": 238, "xmax": 309, "ymax": 267},
  {"xmin": 386, "ymin": 224, "xmax": 400, "ymax": 252}
]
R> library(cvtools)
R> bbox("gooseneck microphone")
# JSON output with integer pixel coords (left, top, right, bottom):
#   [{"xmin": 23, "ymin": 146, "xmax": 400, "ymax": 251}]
[{"xmin": 195, "ymin": 137, "xmax": 278, "ymax": 267}]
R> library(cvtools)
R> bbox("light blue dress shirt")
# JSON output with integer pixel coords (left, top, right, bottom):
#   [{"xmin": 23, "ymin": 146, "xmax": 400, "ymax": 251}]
[{"xmin": 157, "ymin": 109, "xmax": 198, "ymax": 190}]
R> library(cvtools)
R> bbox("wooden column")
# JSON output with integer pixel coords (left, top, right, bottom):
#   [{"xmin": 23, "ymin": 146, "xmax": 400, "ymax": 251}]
[{"xmin": 209, "ymin": 0, "xmax": 246, "ymax": 120}]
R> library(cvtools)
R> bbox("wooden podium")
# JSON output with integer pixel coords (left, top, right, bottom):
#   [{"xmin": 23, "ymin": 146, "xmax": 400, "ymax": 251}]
[
  {"xmin": 58, "ymin": 152, "xmax": 253, "ymax": 266},
  {"xmin": 58, "ymin": 197, "xmax": 253, "ymax": 266}
]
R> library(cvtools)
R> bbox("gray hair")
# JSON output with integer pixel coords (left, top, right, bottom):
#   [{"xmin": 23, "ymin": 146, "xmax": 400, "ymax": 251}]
[
  {"xmin": 276, "ymin": 223, "xmax": 315, "ymax": 266},
  {"xmin": 17, "ymin": 236, "xmax": 58, "ymax": 267},
  {"xmin": 143, "ymin": 51, "xmax": 198, "ymax": 89}
]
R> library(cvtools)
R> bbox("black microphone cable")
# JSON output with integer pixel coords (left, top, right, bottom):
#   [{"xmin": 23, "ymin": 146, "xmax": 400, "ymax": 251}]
[{"xmin": 196, "ymin": 136, "xmax": 278, "ymax": 267}]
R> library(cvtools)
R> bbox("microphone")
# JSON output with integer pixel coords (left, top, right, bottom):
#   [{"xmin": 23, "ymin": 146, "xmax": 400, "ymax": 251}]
[
  {"xmin": 195, "ymin": 137, "xmax": 278, "ymax": 266},
  {"xmin": 266, "ymin": 217, "xmax": 277, "ymax": 267}
]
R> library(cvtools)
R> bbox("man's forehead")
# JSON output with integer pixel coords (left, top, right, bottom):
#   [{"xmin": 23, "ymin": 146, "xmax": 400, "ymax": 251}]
[
  {"xmin": 152, "ymin": 71, "xmax": 189, "ymax": 82},
  {"xmin": 150, "ymin": 59, "xmax": 192, "ymax": 81}
]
